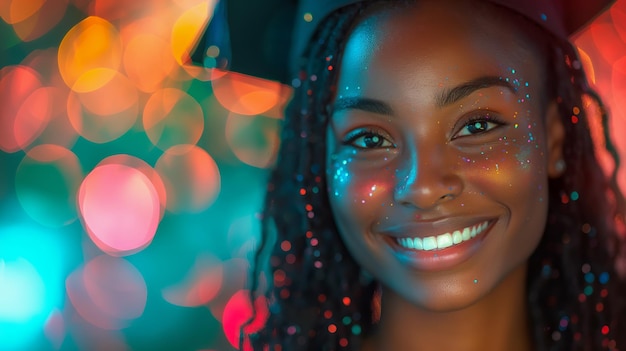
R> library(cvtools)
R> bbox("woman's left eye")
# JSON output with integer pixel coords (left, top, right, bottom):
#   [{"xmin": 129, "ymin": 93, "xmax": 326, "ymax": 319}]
[
  {"xmin": 454, "ymin": 118, "xmax": 503, "ymax": 138},
  {"xmin": 343, "ymin": 129, "xmax": 395, "ymax": 150}
]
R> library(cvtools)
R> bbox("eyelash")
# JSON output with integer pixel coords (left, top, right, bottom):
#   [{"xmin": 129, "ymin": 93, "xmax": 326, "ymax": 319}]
[
  {"xmin": 453, "ymin": 115, "xmax": 506, "ymax": 138},
  {"xmin": 342, "ymin": 128, "xmax": 395, "ymax": 150},
  {"xmin": 341, "ymin": 114, "xmax": 506, "ymax": 149}
]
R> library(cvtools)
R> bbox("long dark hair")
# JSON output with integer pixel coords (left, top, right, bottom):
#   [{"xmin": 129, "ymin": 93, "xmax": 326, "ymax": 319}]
[{"xmin": 246, "ymin": 2, "xmax": 626, "ymax": 350}]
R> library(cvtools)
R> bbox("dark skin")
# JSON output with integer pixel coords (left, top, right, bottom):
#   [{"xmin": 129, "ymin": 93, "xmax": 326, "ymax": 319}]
[
  {"xmin": 366, "ymin": 266, "xmax": 531, "ymax": 351},
  {"xmin": 325, "ymin": 1, "xmax": 566, "ymax": 350}
]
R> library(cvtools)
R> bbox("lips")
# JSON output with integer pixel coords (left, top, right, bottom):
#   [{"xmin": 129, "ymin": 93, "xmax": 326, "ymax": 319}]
[{"xmin": 379, "ymin": 218, "xmax": 497, "ymax": 271}]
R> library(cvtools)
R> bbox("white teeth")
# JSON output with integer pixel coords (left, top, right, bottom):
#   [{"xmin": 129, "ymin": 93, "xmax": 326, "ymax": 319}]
[
  {"xmin": 436, "ymin": 233, "xmax": 453, "ymax": 249},
  {"xmin": 396, "ymin": 220, "xmax": 490, "ymax": 251},
  {"xmin": 414, "ymin": 237, "xmax": 423, "ymax": 250},
  {"xmin": 406, "ymin": 237, "xmax": 414, "ymax": 249},
  {"xmin": 462, "ymin": 227, "xmax": 470, "ymax": 240},
  {"xmin": 422, "ymin": 237, "xmax": 437, "ymax": 251},
  {"xmin": 452, "ymin": 230, "xmax": 462, "ymax": 244}
]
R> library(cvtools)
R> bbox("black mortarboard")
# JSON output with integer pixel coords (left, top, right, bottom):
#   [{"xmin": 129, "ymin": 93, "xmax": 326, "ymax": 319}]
[{"xmin": 191, "ymin": 0, "xmax": 615, "ymax": 84}]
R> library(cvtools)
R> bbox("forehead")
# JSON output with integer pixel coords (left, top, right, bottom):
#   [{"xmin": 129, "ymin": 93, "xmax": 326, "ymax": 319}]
[{"xmin": 336, "ymin": 0, "xmax": 544, "ymax": 100}]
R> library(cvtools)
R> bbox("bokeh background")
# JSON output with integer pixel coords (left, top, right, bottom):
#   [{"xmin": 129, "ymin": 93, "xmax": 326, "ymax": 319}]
[{"xmin": 0, "ymin": 0, "xmax": 625, "ymax": 350}]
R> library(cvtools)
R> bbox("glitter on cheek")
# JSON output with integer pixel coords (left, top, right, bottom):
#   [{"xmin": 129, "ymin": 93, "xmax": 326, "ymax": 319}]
[
  {"xmin": 515, "ymin": 147, "xmax": 532, "ymax": 169},
  {"xmin": 368, "ymin": 184, "xmax": 377, "ymax": 197},
  {"xmin": 331, "ymin": 158, "xmax": 352, "ymax": 188},
  {"xmin": 461, "ymin": 156, "xmax": 474, "ymax": 164}
]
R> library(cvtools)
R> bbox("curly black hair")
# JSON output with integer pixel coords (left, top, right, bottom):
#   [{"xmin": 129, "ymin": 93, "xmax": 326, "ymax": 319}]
[{"xmin": 245, "ymin": 1, "xmax": 626, "ymax": 350}]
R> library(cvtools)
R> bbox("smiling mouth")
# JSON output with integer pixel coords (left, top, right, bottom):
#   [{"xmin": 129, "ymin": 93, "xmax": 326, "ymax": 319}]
[{"xmin": 395, "ymin": 220, "xmax": 490, "ymax": 251}]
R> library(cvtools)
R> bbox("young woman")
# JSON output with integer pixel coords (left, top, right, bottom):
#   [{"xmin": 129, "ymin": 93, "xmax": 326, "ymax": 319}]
[{"xmin": 246, "ymin": 0, "xmax": 626, "ymax": 350}]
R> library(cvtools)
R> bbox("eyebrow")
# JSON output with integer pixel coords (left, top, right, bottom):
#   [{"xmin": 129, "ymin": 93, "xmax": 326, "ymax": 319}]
[
  {"xmin": 331, "ymin": 75, "xmax": 517, "ymax": 116},
  {"xmin": 436, "ymin": 76, "xmax": 517, "ymax": 108},
  {"xmin": 332, "ymin": 96, "xmax": 395, "ymax": 116}
]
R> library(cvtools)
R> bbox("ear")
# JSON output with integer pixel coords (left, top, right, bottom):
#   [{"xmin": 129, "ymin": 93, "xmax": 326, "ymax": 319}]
[{"xmin": 545, "ymin": 101, "xmax": 566, "ymax": 178}]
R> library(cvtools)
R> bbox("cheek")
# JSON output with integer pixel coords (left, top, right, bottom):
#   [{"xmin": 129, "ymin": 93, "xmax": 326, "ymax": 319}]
[
  {"xmin": 461, "ymin": 132, "xmax": 549, "ymax": 216},
  {"xmin": 327, "ymin": 154, "xmax": 395, "ymax": 227}
]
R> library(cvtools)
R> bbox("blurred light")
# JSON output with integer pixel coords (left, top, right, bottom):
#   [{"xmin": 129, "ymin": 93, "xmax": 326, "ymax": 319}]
[
  {"xmin": 211, "ymin": 71, "xmax": 290, "ymax": 116},
  {"xmin": 613, "ymin": 56, "xmax": 626, "ymax": 117},
  {"xmin": 15, "ymin": 145, "xmax": 83, "ymax": 228},
  {"xmin": 590, "ymin": 23, "xmax": 626, "ymax": 65},
  {"xmin": 225, "ymin": 112, "xmax": 280, "ymax": 169},
  {"xmin": 0, "ymin": 65, "xmax": 48, "ymax": 153},
  {"xmin": 66, "ymin": 255, "xmax": 147, "ymax": 330},
  {"xmin": 227, "ymin": 214, "xmax": 260, "ymax": 258},
  {"xmin": 67, "ymin": 324, "xmax": 129, "ymax": 351},
  {"xmin": 44, "ymin": 309, "xmax": 65, "ymax": 350},
  {"xmin": 14, "ymin": 87, "xmax": 54, "ymax": 146},
  {"xmin": 0, "ymin": 259, "xmax": 46, "ymax": 350},
  {"xmin": 9, "ymin": 0, "xmax": 68, "ymax": 42},
  {"xmin": 66, "ymin": 69, "xmax": 139, "ymax": 143},
  {"xmin": 207, "ymin": 258, "xmax": 248, "ymax": 322},
  {"xmin": 173, "ymin": 0, "xmax": 213, "ymax": 9},
  {"xmin": 19, "ymin": 50, "xmax": 80, "ymax": 149},
  {"xmin": 143, "ymin": 88, "xmax": 205, "ymax": 150},
  {"xmin": 119, "ymin": 9, "xmax": 173, "ymax": 45},
  {"xmin": 196, "ymin": 94, "xmax": 242, "ymax": 163},
  {"xmin": 196, "ymin": 0, "xmax": 231, "ymax": 72},
  {"xmin": 96, "ymin": 155, "xmax": 167, "ymax": 221},
  {"xmin": 0, "ymin": 259, "xmax": 45, "ymax": 322},
  {"xmin": 58, "ymin": 16, "xmax": 122, "ymax": 92},
  {"xmin": 83, "ymin": 256, "xmax": 147, "ymax": 320},
  {"xmin": 155, "ymin": 144, "xmax": 221, "ymax": 213},
  {"xmin": 222, "ymin": 290, "xmax": 268, "ymax": 350},
  {"xmin": 577, "ymin": 47, "xmax": 596, "ymax": 84},
  {"xmin": 0, "ymin": 0, "xmax": 46, "ymax": 24},
  {"xmin": 68, "ymin": 0, "xmax": 91, "ymax": 13},
  {"xmin": 21, "ymin": 48, "xmax": 66, "ymax": 88},
  {"xmin": 29, "ymin": 87, "xmax": 79, "ymax": 149},
  {"xmin": 611, "ymin": 56, "xmax": 626, "ymax": 193},
  {"xmin": 92, "ymin": 0, "xmax": 154, "ymax": 21},
  {"xmin": 0, "ymin": 225, "xmax": 68, "ymax": 349},
  {"xmin": 611, "ymin": 0, "xmax": 626, "ymax": 42},
  {"xmin": 78, "ymin": 163, "xmax": 160, "ymax": 256},
  {"xmin": 171, "ymin": 1, "xmax": 213, "ymax": 66},
  {"xmin": 162, "ymin": 254, "xmax": 224, "ymax": 307},
  {"xmin": 123, "ymin": 33, "xmax": 176, "ymax": 92}
]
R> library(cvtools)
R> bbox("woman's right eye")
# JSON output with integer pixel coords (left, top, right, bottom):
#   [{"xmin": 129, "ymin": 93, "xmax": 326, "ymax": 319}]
[{"xmin": 343, "ymin": 129, "xmax": 395, "ymax": 149}]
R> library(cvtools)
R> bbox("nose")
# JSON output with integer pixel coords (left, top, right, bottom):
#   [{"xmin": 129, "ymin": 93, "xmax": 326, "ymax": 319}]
[{"xmin": 393, "ymin": 150, "xmax": 463, "ymax": 210}]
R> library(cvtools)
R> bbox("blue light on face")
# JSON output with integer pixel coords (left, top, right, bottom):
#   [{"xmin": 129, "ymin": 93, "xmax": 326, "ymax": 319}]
[
  {"xmin": 0, "ymin": 224, "xmax": 68, "ymax": 350},
  {"xmin": 332, "ymin": 158, "xmax": 352, "ymax": 187}
]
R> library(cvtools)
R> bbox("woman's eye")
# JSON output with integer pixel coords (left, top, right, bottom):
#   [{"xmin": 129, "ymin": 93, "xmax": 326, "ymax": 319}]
[
  {"xmin": 345, "ymin": 131, "xmax": 394, "ymax": 149},
  {"xmin": 455, "ymin": 119, "xmax": 502, "ymax": 138}
]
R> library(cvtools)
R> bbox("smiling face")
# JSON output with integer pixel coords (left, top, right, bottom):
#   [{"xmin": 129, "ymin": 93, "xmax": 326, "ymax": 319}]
[{"xmin": 326, "ymin": 0, "xmax": 565, "ymax": 311}]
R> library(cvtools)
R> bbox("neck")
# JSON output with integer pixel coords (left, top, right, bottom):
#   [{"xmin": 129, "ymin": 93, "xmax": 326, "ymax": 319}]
[{"xmin": 363, "ymin": 265, "xmax": 532, "ymax": 351}]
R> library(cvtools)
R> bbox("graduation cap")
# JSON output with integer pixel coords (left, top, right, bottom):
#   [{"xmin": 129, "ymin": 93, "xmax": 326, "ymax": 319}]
[{"xmin": 191, "ymin": 0, "xmax": 615, "ymax": 84}]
